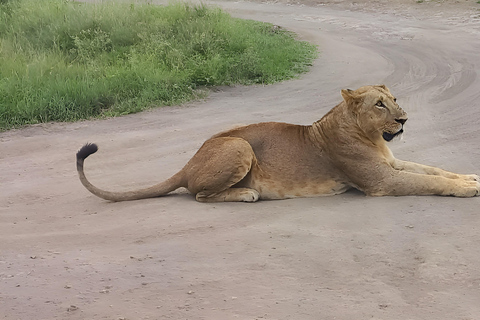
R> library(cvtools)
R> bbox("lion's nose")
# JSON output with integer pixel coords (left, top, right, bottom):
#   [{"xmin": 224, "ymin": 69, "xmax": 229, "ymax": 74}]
[{"xmin": 395, "ymin": 118, "xmax": 407, "ymax": 125}]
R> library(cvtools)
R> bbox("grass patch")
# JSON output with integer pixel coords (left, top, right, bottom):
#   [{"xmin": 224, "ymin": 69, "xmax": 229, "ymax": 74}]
[{"xmin": 0, "ymin": 0, "xmax": 317, "ymax": 130}]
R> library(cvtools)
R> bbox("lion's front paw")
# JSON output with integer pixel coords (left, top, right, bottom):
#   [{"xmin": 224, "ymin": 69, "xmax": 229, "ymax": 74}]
[
  {"xmin": 453, "ymin": 181, "xmax": 480, "ymax": 197},
  {"xmin": 465, "ymin": 174, "xmax": 480, "ymax": 182}
]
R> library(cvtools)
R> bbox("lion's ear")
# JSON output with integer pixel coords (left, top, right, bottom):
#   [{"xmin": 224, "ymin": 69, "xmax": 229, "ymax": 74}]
[
  {"xmin": 341, "ymin": 89, "xmax": 356, "ymax": 103},
  {"xmin": 341, "ymin": 88, "xmax": 352, "ymax": 98},
  {"xmin": 376, "ymin": 84, "xmax": 391, "ymax": 93}
]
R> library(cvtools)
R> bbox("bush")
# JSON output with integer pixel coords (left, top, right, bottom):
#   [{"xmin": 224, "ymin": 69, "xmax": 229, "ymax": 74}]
[{"xmin": 0, "ymin": 0, "xmax": 317, "ymax": 130}]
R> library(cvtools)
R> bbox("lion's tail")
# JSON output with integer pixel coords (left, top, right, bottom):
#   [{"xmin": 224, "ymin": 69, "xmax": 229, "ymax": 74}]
[{"xmin": 76, "ymin": 143, "xmax": 185, "ymax": 202}]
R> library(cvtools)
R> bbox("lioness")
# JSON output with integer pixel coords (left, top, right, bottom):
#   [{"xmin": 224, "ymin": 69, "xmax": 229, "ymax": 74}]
[{"xmin": 77, "ymin": 85, "xmax": 479, "ymax": 202}]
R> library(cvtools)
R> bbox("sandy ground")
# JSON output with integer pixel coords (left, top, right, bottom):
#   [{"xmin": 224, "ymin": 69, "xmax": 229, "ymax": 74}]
[{"xmin": 2, "ymin": 0, "xmax": 480, "ymax": 319}]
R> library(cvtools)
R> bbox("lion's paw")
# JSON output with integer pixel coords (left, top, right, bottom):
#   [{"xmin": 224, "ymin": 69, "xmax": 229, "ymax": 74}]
[
  {"xmin": 466, "ymin": 174, "xmax": 480, "ymax": 182},
  {"xmin": 240, "ymin": 189, "xmax": 260, "ymax": 202},
  {"xmin": 454, "ymin": 181, "xmax": 480, "ymax": 197}
]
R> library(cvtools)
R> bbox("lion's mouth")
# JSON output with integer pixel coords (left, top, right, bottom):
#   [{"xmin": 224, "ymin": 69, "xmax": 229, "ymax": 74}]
[{"xmin": 383, "ymin": 129, "xmax": 404, "ymax": 142}]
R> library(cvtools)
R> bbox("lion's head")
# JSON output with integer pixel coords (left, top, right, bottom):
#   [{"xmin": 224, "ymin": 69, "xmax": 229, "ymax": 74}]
[{"xmin": 341, "ymin": 85, "xmax": 408, "ymax": 142}]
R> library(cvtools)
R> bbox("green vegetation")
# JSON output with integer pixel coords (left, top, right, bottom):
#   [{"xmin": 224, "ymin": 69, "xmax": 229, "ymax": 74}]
[{"xmin": 0, "ymin": 0, "xmax": 317, "ymax": 130}]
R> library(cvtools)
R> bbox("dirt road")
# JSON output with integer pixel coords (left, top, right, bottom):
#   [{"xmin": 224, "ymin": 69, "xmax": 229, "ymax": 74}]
[{"xmin": 1, "ymin": 1, "xmax": 480, "ymax": 319}]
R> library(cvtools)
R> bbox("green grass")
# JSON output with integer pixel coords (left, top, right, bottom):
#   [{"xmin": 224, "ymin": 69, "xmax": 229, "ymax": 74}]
[{"xmin": 0, "ymin": 0, "xmax": 317, "ymax": 130}]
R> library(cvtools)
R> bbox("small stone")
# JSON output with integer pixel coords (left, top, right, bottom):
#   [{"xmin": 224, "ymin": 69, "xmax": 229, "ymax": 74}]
[
  {"xmin": 187, "ymin": 290, "xmax": 194, "ymax": 294},
  {"xmin": 67, "ymin": 305, "xmax": 78, "ymax": 312},
  {"xmin": 64, "ymin": 285, "xmax": 72, "ymax": 289}
]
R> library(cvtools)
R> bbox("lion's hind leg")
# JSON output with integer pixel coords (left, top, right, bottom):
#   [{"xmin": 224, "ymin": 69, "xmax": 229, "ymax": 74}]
[
  {"xmin": 183, "ymin": 137, "xmax": 259, "ymax": 203},
  {"xmin": 196, "ymin": 188, "xmax": 259, "ymax": 203}
]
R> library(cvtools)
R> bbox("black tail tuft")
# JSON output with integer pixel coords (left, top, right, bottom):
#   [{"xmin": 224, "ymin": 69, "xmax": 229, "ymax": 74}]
[{"xmin": 77, "ymin": 143, "xmax": 99, "ymax": 161}]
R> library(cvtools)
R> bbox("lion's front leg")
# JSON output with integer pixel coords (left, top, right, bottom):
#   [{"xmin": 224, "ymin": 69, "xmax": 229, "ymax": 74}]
[
  {"xmin": 366, "ymin": 170, "xmax": 480, "ymax": 197},
  {"xmin": 392, "ymin": 159, "xmax": 479, "ymax": 181}
]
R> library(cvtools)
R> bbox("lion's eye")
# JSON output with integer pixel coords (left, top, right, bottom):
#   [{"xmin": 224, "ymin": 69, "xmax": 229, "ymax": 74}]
[
  {"xmin": 376, "ymin": 101, "xmax": 385, "ymax": 108},
  {"xmin": 393, "ymin": 98, "xmax": 397, "ymax": 102}
]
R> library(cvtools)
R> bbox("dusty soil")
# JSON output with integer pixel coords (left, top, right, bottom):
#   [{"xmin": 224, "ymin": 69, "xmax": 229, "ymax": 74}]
[{"xmin": 2, "ymin": 0, "xmax": 480, "ymax": 319}]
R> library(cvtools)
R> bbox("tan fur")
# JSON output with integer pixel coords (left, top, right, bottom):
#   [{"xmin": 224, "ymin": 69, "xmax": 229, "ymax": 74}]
[{"xmin": 76, "ymin": 85, "xmax": 479, "ymax": 202}]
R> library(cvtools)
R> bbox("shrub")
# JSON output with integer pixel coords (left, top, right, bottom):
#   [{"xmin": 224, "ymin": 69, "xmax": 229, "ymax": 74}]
[{"xmin": 0, "ymin": 0, "xmax": 317, "ymax": 130}]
